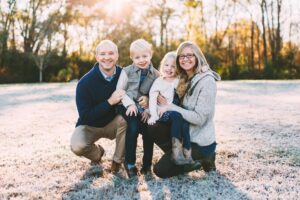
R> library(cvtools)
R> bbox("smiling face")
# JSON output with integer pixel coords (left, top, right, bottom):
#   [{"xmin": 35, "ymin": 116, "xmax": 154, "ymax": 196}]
[
  {"xmin": 178, "ymin": 47, "xmax": 197, "ymax": 76},
  {"xmin": 131, "ymin": 50, "xmax": 152, "ymax": 69},
  {"xmin": 96, "ymin": 42, "xmax": 118, "ymax": 72},
  {"xmin": 162, "ymin": 57, "xmax": 177, "ymax": 79}
]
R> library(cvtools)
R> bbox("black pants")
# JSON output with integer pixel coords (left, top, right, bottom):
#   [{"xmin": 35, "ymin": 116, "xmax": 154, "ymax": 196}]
[
  {"xmin": 147, "ymin": 122, "xmax": 216, "ymax": 178},
  {"xmin": 117, "ymin": 105, "xmax": 153, "ymax": 168}
]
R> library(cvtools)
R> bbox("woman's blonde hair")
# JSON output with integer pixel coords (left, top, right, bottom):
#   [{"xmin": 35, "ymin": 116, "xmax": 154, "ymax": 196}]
[
  {"xmin": 159, "ymin": 51, "xmax": 177, "ymax": 77},
  {"xmin": 175, "ymin": 41, "xmax": 210, "ymax": 98}
]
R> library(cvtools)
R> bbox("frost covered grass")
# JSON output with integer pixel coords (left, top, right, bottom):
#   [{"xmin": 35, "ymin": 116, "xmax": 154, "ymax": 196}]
[{"xmin": 0, "ymin": 81, "xmax": 299, "ymax": 199}]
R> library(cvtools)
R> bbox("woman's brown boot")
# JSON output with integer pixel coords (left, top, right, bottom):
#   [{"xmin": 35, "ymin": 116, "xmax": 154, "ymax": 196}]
[
  {"xmin": 172, "ymin": 138, "xmax": 188, "ymax": 165},
  {"xmin": 183, "ymin": 148, "xmax": 195, "ymax": 164}
]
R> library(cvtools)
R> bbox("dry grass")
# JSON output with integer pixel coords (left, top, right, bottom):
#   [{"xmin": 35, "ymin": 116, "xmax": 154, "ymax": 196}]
[{"xmin": 0, "ymin": 81, "xmax": 299, "ymax": 199}]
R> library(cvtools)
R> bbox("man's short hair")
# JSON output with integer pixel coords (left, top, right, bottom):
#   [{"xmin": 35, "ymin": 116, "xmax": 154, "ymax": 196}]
[
  {"xmin": 130, "ymin": 39, "xmax": 152, "ymax": 58},
  {"xmin": 95, "ymin": 40, "xmax": 118, "ymax": 55}
]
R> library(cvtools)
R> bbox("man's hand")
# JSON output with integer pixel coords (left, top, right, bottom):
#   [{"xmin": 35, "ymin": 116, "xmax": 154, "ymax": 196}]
[
  {"xmin": 157, "ymin": 93, "xmax": 167, "ymax": 106},
  {"xmin": 138, "ymin": 96, "xmax": 149, "ymax": 109},
  {"xmin": 126, "ymin": 104, "xmax": 137, "ymax": 116},
  {"xmin": 108, "ymin": 89, "xmax": 125, "ymax": 105}
]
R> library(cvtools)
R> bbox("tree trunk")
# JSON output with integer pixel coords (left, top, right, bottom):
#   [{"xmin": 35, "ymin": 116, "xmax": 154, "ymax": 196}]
[
  {"xmin": 261, "ymin": 0, "xmax": 268, "ymax": 71},
  {"xmin": 250, "ymin": 19, "xmax": 255, "ymax": 70},
  {"xmin": 39, "ymin": 68, "xmax": 43, "ymax": 83}
]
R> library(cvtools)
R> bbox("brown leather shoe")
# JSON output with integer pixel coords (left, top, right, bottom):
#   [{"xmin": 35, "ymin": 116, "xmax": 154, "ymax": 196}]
[
  {"xmin": 97, "ymin": 145, "xmax": 105, "ymax": 162},
  {"xmin": 110, "ymin": 161, "xmax": 121, "ymax": 173}
]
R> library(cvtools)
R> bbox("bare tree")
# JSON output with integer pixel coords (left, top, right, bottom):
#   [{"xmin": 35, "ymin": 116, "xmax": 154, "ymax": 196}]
[
  {"xmin": 147, "ymin": 0, "xmax": 175, "ymax": 52},
  {"xmin": 0, "ymin": 0, "xmax": 16, "ymax": 68},
  {"xmin": 17, "ymin": 0, "xmax": 63, "ymax": 54},
  {"xmin": 183, "ymin": 0, "xmax": 207, "ymax": 43}
]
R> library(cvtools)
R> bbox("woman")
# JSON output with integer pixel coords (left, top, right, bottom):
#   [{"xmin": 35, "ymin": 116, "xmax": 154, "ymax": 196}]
[{"xmin": 147, "ymin": 41, "xmax": 221, "ymax": 178}]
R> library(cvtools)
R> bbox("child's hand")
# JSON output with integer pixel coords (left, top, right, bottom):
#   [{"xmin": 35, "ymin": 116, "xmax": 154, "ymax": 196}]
[
  {"xmin": 158, "ymin": 106, "xmax": 168, "ymax": 117},
  {"xmin": 141, "ymin": 112, "xmax": 149, "ymax": 123},
  {"xmin": 126, "ymin": 105, "xmax": 137, "ymax": 116},
  {"xmin": 147, "ymin": 116, "xmax": 157, "ymax": 125},
  {"xmin": 138, "ymin": 96, "xmax": 149, "ymax": 109}
]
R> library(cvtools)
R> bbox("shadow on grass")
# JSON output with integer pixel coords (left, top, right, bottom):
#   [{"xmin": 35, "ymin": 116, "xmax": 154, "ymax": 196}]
[
  {"xmin": 62, "ymin": 164, "xmax": 249, "ymax": 199},
  {"xmin": 62, "ymin": 164, "xmax": 142, "ymax": 200},
  {"xmin": 143, "ymin": 170, "xmax": 250, "ymax": 199}
]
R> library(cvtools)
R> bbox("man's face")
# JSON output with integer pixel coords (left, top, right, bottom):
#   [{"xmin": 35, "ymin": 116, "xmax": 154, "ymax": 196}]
[
  {"xmin": 131, "ymin": 51, "xmax": 152, "ymax": 69},
  {"xmin": 96, "ymin": 43, "xmax": 118, "ymax": 70}
]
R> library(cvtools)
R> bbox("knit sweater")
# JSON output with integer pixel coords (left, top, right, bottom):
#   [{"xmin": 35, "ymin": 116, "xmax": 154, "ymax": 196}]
[
  {"xmin": 148, "ymin": 77, "xmax": 179, "ymax": 122},
  {"xmin": 167, "ymin": 70, "xmax": 221, "ymax": 146},
  {"xmin": 75, "ymin": 63, "xmax": 122, "ymax": 127}
]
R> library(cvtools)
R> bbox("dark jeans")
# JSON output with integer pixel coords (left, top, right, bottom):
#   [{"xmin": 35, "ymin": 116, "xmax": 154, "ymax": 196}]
[
  {"xmin": 160, "ymin": 111, "xmax": 191, "ymax": 149},
  {"xmin": 117, "ymin": 105, "xmax": 153, "ymax": 168},
  {"xmin": 147, "ymin": 122, "xmax": 216, "ymax": 178}
]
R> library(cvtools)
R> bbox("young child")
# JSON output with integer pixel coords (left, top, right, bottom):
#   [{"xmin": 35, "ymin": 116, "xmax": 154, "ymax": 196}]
[
  {"xmin": 148, "ymin": 52, "xmax": 195, "ymax": 165},
  {"xmin": 116, "ymin": 39, "xmax": 160, "ymax": 177}
]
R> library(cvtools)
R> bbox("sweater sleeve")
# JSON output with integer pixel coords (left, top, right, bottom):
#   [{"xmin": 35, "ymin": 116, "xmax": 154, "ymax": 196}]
[
  {"xmin": 76, "ymin": 82, "xmax": 112, "ymax": 122},
  {"xmin": 116, "ymin": 70, "xmax": 135, "ymax": 107},
  {"xmin": 168, "ymin": 76, "xmax": 216, "ymax": 126},
  {"xmin": 148, "ymin": 78, "xmax": 161, "ymax": 119}
]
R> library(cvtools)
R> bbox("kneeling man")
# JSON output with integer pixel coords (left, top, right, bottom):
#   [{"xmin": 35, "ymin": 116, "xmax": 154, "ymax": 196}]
[{"xmin": 71, "ymin": 40, "xmax": 126, "ymax": 173}]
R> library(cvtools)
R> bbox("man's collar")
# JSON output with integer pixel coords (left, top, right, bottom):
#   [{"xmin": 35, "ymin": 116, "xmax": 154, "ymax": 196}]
[{"xmin": 98, "ymin": 64, "xmax": 116, "ymax": 81}]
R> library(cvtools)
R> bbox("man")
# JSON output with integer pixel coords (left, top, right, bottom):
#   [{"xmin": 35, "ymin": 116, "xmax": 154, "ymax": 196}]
[{"xmin": 71, "ymin": 40, "xmax": 126, "ymax": 173}]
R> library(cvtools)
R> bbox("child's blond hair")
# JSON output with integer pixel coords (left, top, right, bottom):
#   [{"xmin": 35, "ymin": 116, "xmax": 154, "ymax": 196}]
[
  {"xmin": 159, "ymin": 51, "xmax": 177, "ymax": 77},
  {"xmin": 130, "ymin": 39, "xmax": 152, "ymax": 58}
]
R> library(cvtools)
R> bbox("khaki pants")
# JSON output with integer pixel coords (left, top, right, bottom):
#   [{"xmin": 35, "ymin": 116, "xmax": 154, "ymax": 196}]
[{"xmin": 70, "ymin": 115, "xmax": 126, "ymax": 163}]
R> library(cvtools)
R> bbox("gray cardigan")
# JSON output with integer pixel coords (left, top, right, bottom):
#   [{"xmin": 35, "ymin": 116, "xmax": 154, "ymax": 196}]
[{"xmin": 168, "ymin": 70, "xmax": 221, "ymax": 146}]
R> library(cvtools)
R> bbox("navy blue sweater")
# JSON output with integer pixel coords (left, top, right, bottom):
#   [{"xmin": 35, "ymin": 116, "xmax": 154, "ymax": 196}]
[{"xmin": 75, "ymin": 63, "xmax": 122, "ymax": 127}]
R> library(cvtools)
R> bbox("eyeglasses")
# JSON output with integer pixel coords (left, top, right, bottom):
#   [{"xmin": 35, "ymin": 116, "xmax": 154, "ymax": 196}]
[{"xmin": 178, "ymin": 53, "xmax": 195, "ymax": 60}]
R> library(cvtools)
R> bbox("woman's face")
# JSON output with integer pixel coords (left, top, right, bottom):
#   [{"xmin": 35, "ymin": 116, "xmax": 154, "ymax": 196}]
[{"xmin": 178, "ymin": 47, "xmax": 197, "ymax": 76}]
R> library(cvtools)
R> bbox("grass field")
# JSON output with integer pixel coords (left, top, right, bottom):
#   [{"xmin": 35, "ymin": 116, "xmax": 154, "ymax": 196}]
[{"xmin": 0, "ymin": 81, "xmax": 299, "ymax": 199}]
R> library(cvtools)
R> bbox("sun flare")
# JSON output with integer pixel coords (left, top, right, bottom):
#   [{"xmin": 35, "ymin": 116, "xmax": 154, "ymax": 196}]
[{"xmin": 104, "ymin": 0, "xmax": 127, "ymax": 14}]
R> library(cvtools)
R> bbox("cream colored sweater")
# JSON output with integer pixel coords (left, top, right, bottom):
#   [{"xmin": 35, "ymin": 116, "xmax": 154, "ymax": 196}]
[
  {"xmin": 148, "ymin": 77, "xmax": 179, "ymax": 123},
  {"xmin": 167, "ymin": 70, "xmax": 221, "ymax": 146}
]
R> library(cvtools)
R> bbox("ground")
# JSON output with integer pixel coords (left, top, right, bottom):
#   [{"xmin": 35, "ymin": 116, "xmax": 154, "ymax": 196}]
[{"xmin": 0, "ymin": 80, "xmax": 299, "ymax": 200}]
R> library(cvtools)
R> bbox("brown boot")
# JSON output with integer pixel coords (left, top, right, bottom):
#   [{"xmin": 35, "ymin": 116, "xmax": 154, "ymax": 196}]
[
  {"xmin": 183, "ymin": 148, "xmax": 195, "ymax": 164},
  {"xmin": 110, "ymin": 161, "xmax": 121, "ymax": 173},
  {"xmin": 172, "ymin": 138, "xmax": 188, "ymax": 165}
]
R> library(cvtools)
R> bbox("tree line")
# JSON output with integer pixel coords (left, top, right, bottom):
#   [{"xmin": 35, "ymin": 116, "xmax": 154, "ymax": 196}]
[{"xmin": 0, "ymin": 0, "xmax": 299, "ymax": 83}]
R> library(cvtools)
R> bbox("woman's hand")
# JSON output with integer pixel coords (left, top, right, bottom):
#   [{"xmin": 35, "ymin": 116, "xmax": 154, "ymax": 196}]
[
  {"xmin": 141, "ymin": 112, "xmax": 150, "ymax": 123},
  {"xmin": 138, "ymin": 96, "xmax": 149, "ymax": 109},
  {"xmin": 157, "ymin": 93, "xmax": 168, "ymax": 106},
  {"xmin": 158, "ymin": 106, "xmax": 168, "ymax": 117},
  {"xmin": 126, "ymin": 104, "xmax": 137, "ymax": 116}
]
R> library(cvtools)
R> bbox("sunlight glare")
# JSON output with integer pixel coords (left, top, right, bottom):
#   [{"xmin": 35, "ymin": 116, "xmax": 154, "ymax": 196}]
[{"xmin": 104, "ymin": 0, "xmax": 126, "ymax": 14}]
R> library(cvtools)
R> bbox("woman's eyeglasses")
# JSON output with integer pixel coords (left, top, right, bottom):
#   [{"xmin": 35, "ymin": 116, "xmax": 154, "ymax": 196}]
[{"xmin": 178, "ymin": 54, "xmax": 195, "ymax": 60}]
